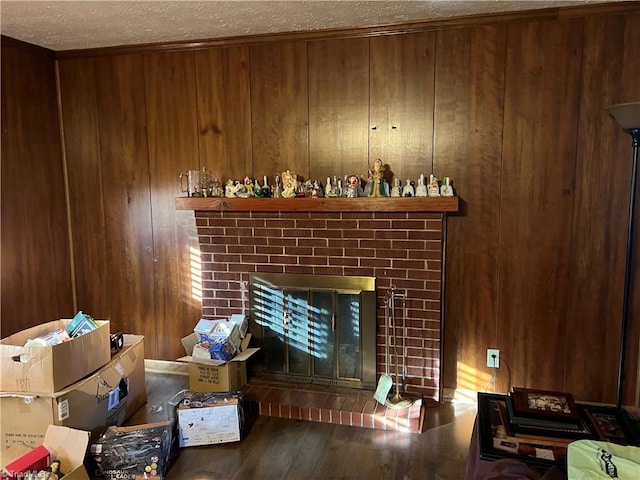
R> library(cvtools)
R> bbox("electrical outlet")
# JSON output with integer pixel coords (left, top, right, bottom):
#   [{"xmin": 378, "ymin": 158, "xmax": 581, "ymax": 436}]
[{"xmin": 487, "ymin": 349, "xmax": 500, "ymax": 368}]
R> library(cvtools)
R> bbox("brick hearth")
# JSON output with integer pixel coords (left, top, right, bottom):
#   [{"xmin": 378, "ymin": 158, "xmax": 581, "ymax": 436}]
[
  {"xmin": 194, "ymin": 209, "xmax": 446, "ymax": 402},
  {"xmin": 240, "ymin": 378, "xmax": 426, "ymax": 433}
]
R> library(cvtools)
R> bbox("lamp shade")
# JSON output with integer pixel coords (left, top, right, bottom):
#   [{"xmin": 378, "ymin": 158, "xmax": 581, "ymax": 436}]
[{"xmin": 606, "ymin": 101, "xmax": 640, "ymax": 130}]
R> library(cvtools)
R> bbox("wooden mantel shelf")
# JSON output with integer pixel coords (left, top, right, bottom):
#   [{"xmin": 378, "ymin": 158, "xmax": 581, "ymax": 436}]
[{"xmin": 175, "ymin": 196, "xmax": 459, "ymax": 213}]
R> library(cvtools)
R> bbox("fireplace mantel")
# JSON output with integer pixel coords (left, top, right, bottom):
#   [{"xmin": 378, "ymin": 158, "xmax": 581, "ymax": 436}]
[{"xmin": 175, "ymin": 196, "xmax": 458, "ymax": 212}]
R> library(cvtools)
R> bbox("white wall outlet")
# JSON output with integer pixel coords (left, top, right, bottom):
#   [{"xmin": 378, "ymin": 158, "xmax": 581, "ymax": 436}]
[{"xmin": 487, "ymin": 349, "xmax": 500, "ymax": 368}]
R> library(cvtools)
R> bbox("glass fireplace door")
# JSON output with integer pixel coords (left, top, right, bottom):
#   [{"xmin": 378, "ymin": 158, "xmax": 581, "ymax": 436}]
[{"xmin": 249, "ymin": 273, "xmax": 377, "ymax": 389}]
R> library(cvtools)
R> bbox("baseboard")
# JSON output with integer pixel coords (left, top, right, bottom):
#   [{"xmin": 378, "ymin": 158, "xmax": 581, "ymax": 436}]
[{"xmin": 144, "ymin": 359, "xmax": 189, "ymax": 376}]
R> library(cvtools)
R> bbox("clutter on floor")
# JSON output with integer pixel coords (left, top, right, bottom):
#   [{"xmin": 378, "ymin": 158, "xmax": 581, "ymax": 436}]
[{"xmin": 1, "ymin": 313, "xmax": 257, "ymax": 479}]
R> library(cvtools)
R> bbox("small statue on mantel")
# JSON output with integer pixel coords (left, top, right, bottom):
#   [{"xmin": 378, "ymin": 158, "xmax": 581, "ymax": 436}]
[
  {"xmin": 366, "ymin": 159, "xmax": 388, "ymax": 197},
  {"xmin": 390, "ymin": 178, "xmax": 402, "ymax": 197},
  {"xmin": 440, "ymin": 176, "xmax": 455, "ymax": 197},
  {"xmin": 427, "ymin": 174, "xmax": 441, "ymax": 197},
  {"xmin": 281, "ymin": 170, "xmax": 299, "ymax": 198},
  {"xmin": 272, "ymin": 175, "xmax": 282, "ymax": 198},
  {"xmin": 415, "ymin": 174, "xmax": 428, "ymax": 197},
  {"xmin": 402, "ymin": 179, "xmax": 415, "ymax": 197},
  {"xmin": 344, "ymin": 175, "xmax": 363, "ymax": 198}
]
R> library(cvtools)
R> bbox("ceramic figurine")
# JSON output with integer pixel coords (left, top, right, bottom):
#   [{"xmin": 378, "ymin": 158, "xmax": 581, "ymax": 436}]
[
  {"xmin": 345, "ymin": 175, "xmax": 362, "ymax": 198},
  {"xmin": 402, "ymin": 179, "xmax": 415, "ymax": 197},
  {"xmin": 225, "ymin": 179, "xmax": 237, "ymax": 197},
  {"xmin": 415, "ymin": 174, "xmax": 428, "ymax": 197},
  {"xmin": 281, "ymin": 170, "xmax": 298, "ymax": 198},
  {"xmin": 210, "ymin": 177, "xmax": 223, "ymax": 197},
  {"xmin": 390, "ymin": 178, "xmax": 402, "ymax": 197},
  {"xmin": 366, "ymin": 158, "xmax": 388, "ymax": 197},
  {"xmin": 428, "ymin": 174, "xmax": 440, "ymax": 197},
  {"xmin": 440, "ymin": 176, "xmax": 454, "ymax": 197},
  {"xmin": 272, "ymin": 175, "xmax": 282, "ymax": 198},
  {"xmin": 325, "ymin": 177, "xmax": 335, "ymax": 197}
]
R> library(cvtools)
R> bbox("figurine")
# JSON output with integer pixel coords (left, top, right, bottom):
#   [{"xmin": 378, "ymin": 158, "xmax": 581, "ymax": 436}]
[
  {"xmin": 325, "ymin": 177, "xmax": 337, "ymax": 197},
  {"xmin": 366, "ymin": 159, "xmax": 388, "ymax": 197},
  {"xmin": 402, "ymin": 179, "xmax": 415, "ymax": 197},
  {"xmin": 415, "ymin": 174, "xmax": 428, "ymax": 197},
  {"xmin": 427, "ymin": 174, "xmax": 440, "ymax": 197},
  {"xmin": 281, "ymin": 170, "xmax": 298, "ymax": 198},
  {"xmin": 344, "ymin": 175, "xmax": 362, "ymax": 198},
  {"xmin": 440, "ymin": 176, "xmax": 454, "ymax": 197},
  {"xmin": 210, "ymin": 177, "xmax": 223, "ymax": 197},
  {"xmin": 390, "ymin": 178, "xmax": 402, "ymax": 197},
  {"xmin": 225, "ymin": 179, "xmax": 237, "ymax": 197},
  {"xmin": 272, "ymin": 175, "xmax": 282, "ymax": 198}
]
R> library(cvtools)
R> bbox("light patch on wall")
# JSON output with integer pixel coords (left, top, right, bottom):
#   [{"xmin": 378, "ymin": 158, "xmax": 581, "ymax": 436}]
[
  {"xmin": 189, "ymin": 246, "xmax": 203, "ymax": 302},
  {"xmin": 455, "ymin": 361, "xmax": 493, "ymax": 404}
]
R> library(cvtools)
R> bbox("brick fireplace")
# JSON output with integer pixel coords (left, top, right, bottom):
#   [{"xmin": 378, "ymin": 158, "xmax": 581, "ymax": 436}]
[{"xmin": 189, "ymin": 201, "xmax": 451, "ymax": 402}]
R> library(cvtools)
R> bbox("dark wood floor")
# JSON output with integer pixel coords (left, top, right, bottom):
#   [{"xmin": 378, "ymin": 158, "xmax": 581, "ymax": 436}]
[{"xmin": 124, "ymin": 371, "xmax": 477, "ymax": 480}]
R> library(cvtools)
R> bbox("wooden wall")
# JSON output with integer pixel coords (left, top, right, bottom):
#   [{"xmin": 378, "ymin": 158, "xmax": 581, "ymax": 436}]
[
  {"xmin": 2, "ymin": 4, "xmax": 639, "ymax": 405},
  {"xmin": 0, "ymin": 38, "xmax": 74, "ymax": 332}
]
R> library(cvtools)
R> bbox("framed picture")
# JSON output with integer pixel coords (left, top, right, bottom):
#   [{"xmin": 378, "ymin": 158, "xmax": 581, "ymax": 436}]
[
  {"xmin": 510, "ymin": 387, "xmax": 581, "ymax": 421},
  {"xmin": 581, "ymin": 405, "xmax": 640, "ymax": 446},
  {"xmin": 477, "ymin": 392, "xmax": 567, "ymax": 469}
]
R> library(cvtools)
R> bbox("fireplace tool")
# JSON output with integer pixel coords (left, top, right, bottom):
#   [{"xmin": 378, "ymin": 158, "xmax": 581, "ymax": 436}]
[{"xmin": 374, "ymin": 285, "xmax": 414, "ymax": 409}]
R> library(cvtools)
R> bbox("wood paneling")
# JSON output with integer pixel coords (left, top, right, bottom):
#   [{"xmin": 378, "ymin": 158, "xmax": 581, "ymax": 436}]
[
  {"xmin": 370, "ymin": 32, "xmax": 436, "ymax": 183},
  {"xmin": 57, "ymin": 58, "xmax": 109, "ymax": 317},
  {"xmin": 250, "ymin": 42, "xmax": 309, "ymax": 181},
  {"xmin": 196, "ymin": 47, "xmax": 252, "ymax": 181},
  {"xmin": 92, "ymin": 55, "xmax": 156, "ymax": 345},
  {"xmin": 308, "ymin": 38, "xmax": 370, "ymax": 180},
  {"xmin": 9, "ymin": 4, "xmax": 637, "ymax": 403},
  {"xmin": 144, "ymin": 51, "xmax": 203, "ymax": 360},
  {"xmin": 498, "ymin": 18, "xmax": 583, "ymax": 392},
  {"xmin": 433, "ymin": 25, "xmax": 507, "ymax": 397},
  {"xmin": 0, "ymin": 42, "xmax": 73, "ymax": 335},
  {"xmin": 567, "ymin": 13, "xmax": 640, "ymax": 405}
]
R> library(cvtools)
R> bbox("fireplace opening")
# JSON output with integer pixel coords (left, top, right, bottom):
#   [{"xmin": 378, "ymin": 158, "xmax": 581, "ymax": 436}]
[{"xmin": 249, "ymin": 273, "xmax": 377, "ymax": 390}]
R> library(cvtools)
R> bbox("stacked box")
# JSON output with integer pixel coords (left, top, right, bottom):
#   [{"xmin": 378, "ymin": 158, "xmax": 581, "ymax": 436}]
[
  {"xmin": 1, "ymin": 335, "xmax": 147, "ymax": 448},
  {"xmin": 1, "ymin": 319, "xmax": 111, "ymax": 393}
]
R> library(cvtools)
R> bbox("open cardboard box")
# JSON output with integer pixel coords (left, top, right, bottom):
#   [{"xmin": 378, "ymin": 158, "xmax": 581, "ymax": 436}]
[
  {"xmin": 178, "ymin": 333, "xmax": 259, "ymax": 392},
  {"xmin": 1, "ymin": 335, "xmax": 147, "ymax": 449},
  {"xmin": 0, "ymin": 425, "xmax": 90, "ymax": 480},
  {"xmin": 1, "ymin": 319, "xmax": 111, "ymax": 393}
]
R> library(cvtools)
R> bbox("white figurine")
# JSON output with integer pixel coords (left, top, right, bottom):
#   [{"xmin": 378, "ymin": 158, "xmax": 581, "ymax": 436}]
[
  {"xmin": 440, "ymin": 177, "xmax": 454, "ymax": 197},
  {"xmin": 402, "ymin": 179, "xmax": 415, "ymax": 197},
  {"xmin": 427, "ymin": 174, "xmax": 440, "ymax": 197},
  {"xmin": 281, "ymin": 170, "xmax": 298, "ymax": 198},
  {"xmin": 390, "ymin": 178, "xmax": 402, "ymax": 197},
  {"xmin": 415, "ymin": 174, "xmax": 428, "ymax": 197}
]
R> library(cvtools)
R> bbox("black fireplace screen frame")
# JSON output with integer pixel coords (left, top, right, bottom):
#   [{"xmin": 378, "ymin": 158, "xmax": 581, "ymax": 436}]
[{"xmin": 248, "ymin": 273, "xmax": 378, "ymax": 390}]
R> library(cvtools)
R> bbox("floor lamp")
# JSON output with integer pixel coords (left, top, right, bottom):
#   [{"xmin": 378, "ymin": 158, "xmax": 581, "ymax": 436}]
[{"xmin": 605, "ymin": 101, "xmax": 640, "ymax": 409}]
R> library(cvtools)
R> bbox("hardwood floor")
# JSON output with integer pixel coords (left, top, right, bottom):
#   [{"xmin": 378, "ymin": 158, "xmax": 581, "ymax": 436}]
[{"xmin": 123, "ymin": 371, "xmax": 477, "ymax": 479}]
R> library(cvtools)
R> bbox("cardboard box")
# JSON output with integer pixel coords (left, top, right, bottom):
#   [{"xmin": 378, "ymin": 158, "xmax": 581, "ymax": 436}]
[
  {"xmin": 180, "ymin": 348, "xmax": 259, "ymax": 393},
  {"xmin": 177, "ymin": 391, "xmax": 243, "ymax": 447},
  {"xmin": 0, "ymin": 425, "xmax": 90, "ymax": 480},
  {"xmin": 1, "ymin": 319, "xmax": 111, "ymax": 393},
  {"xmin": 89, "ymin": 421, "xmax": 175, "ymax": 480},
  {"xmin": 1, "ymin": 335, "xmax": 146, "ymax": 449}
]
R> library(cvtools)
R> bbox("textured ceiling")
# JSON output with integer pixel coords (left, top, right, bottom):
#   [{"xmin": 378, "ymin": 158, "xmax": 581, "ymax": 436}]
[{"xmin": 0, "ymin": 0, "xmax": 613, "ymax": 51}]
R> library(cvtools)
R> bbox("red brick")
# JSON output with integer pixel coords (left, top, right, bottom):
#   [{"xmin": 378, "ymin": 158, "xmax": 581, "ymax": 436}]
[
  {"xmin": 284, "ymin": 247, "xmax": 313, "ymax": 256},
  {"xmin": 298, "ymin": 238, "xmax": 328, "ymax": 247},
  {"xmin": 310, "ymin": 408, "xmax": 321, "ymax": 422},
  {"xmin": 237, "ymin": 219, "xmax": 266, "ymax": 228},
  {"xmin": 314, "ymin": 247, "xmax": 344, "ymax": 257},
  {"xmin": 328, "ymin": 257, "xmax": 357, "ymax": 267}
]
